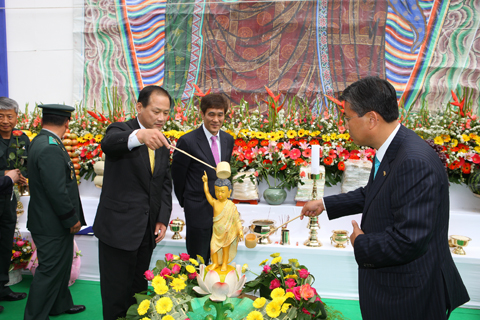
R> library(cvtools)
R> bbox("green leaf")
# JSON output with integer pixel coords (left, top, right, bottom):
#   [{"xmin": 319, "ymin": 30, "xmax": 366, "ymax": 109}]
[{"xmin": 156, "ymin": 259, "xmax": 167, "ymax": 270}]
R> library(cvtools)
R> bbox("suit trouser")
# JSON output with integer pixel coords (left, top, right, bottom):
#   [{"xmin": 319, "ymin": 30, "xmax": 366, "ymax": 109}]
[
  {"xmin": 186, "ymin": 226, "xmax": 212, "ymax": 264},
  {"xmin": 98, "ymin": 223, "xmax": 154, "ymax": 320},
  {"xmin": 0, "ymin": 194, "xmax": 17, "ymax": 297},
  {"xmin": 24, "ymin": 232, "xmax": 74, "ymax": 320}
]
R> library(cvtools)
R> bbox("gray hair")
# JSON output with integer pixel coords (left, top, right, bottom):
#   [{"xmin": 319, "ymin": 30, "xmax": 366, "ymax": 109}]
[
  {"xmin": 0, "ymin": 97, "xmax": 19, "ymax": 114},
  {"xmin": 215, "ymin": 178, "xmax": 232, "ymax": 191}
]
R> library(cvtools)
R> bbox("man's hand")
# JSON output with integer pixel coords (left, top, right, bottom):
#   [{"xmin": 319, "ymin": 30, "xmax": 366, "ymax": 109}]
[
  {"xmin": 155, "ymin": 222, "xmax": 167, "ymax": 243},
  {"xmin": 136, "ymin": 129, "xmax": 170, "ymax": 150},
  {"xmin": 5, "ymin": 169, "xmax": 21, "ymax": 184},
  {"xmin": 300, "ymin": 199, "xmax": 325, "ymax": 219},
  {"xmin": 350, "ymin": 220, "xmax": 364, "ymax": 247},
  {"xmin": 18, "ymin": 174, "xmax": 28, "ymax": 186},
  {"xmin": 70, "ymin": 221, "xmax": 81, "ymax": 234}
]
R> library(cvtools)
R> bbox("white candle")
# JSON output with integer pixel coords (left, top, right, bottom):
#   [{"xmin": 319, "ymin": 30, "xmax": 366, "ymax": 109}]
[{"xmin": 311, "ymin": 145, "xmax": 320, "ymax": 174}]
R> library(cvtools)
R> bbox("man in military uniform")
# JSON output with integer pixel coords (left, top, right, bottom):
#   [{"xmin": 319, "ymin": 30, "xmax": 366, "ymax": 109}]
[
  {"xmin": 24, "ymin": 104, "xmax": 86, "ymax": 320},
  {"xmin": 0, "ymin": 97, "xmax": 29, "ymax": 312}
]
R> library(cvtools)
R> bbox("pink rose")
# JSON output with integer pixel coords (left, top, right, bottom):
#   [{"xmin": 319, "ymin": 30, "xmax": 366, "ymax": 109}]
[
  {"xmin": 180, "ymin": 253, "xmax": 190, "ymax": 261},
  {"xmin": 287, "ymin": 287, "xmax": 301, "ymax": 300},
  {"xmin": 172, "ymin": 264, "xmax": 181, "ymax": 274},
  {"xmin": 188, "ymin": 272, "xmax": 198, "ymax": 280},
  {"xmin": 269, "ymin": 279, "xmax": 281, "ymax": 290},
  {"xmin": 263, "ymin": 265, "xmax": 271, "ymax": 273},
  {"xmin": 298, "ymin": 268, "xmax": 310, "ymax": 279},
  {"xmin": 165, "ymin": 253, "xmax": 173, "ymax": 261},
  {"xmin": 160, "ymin": 267, "xmax": 172, "ymax": 278},
  {"xmin": 285, "ymin": 278, "xmax": 296, "ymax": 289},
  {"xmin": 16, "ymin": 240, "xmax": 25, "ymax": 247},
  {"xmin": 13, "ymin": 251, "xmax": 21, "ymax": 258},
  {"xmin": 144, "ymin": 270, "xmax": 154, "ymax": 281},
  {"xmin": 254, "ymin": 171, "xmax": 259, "ymax": 177}
]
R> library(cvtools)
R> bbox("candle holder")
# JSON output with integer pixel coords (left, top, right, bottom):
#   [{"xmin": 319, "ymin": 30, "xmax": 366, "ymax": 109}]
[{"xmin": 304, "ymin": 173, "xmax": 322, "ymax": 247}]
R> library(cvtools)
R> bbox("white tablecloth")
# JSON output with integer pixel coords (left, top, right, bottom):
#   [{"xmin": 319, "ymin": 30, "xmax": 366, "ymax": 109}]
[{"xmin": 16, "ymin": 181, "xmax": 480, "ymax": 308}]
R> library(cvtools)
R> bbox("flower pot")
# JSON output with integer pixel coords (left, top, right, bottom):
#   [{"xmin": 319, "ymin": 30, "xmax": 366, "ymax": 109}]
[
  {"xmin": 263, "ymin": 188, "xmax": 287, "ymax": 205},
  {"xmin": 6, "ymin": 269, "xmax": 22, "ymax": 286}
]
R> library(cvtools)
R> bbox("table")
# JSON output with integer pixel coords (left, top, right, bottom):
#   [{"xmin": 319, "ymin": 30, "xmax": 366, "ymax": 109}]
[{"xmin": 16, "ymin": 181, "xmax": 480, "ymax": 308}]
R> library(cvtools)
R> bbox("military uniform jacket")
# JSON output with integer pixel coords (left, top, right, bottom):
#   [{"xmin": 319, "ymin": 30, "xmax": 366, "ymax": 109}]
[
  {"xmin": 0, "ymin": 129, "xmax": 30, "ymax": 195},
  {"xmin": 27, "ymin": 129, "xmax": 85, "ymax": 236}
]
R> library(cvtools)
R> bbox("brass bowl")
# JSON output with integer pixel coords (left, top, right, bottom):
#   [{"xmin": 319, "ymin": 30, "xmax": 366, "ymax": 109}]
[
  {"xmin": 330, "ymin": 229, "xmax": 349, "ymax": 248},
  {"xmin": 169, "ymin": 217, "xmax": 185, "ymax": 240},
  {"xmin": 249, "ymin": 219, "xmax": 276, "ymax": 245},
  {"xmin": 450, "ymin": 235, "xmax": 472, "ymax": 255}
]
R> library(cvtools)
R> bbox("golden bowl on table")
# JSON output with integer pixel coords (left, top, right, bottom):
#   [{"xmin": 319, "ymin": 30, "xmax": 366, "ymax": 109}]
[
  {"xmin": 169, "ymin": 217, "xmax": 185, "ymax": 240},
  {"xmin": 450, "ymin": 235, "xmax": 472, "ymax": 255},
  {"xmin": 249, "ymin": 219, "xmax": 276, "ymax": 245},
  {"xmin": 330, "ymin": 230, "xmax": 350, "ymax": 248}
]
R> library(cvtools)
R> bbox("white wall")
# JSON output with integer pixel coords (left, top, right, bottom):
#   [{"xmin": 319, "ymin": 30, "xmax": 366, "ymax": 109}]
[{"xmin": 5, "ymin": 0, "xmax": 75, "ymax": 110}]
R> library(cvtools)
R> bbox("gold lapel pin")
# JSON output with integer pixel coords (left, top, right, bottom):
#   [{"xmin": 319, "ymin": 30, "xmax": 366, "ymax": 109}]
[{"xmin": 383, "ymin": 171, "xmax": 386, "ymax": 176}]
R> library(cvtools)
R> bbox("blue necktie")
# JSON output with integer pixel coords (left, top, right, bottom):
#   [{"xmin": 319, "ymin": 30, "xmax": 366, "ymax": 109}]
[{"xmin": 374, "ymin": 155, "xmax": 380, "ymax": 179}]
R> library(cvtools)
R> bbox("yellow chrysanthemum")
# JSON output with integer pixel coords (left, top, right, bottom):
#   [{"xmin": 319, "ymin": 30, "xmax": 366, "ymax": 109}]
[
  {"xmin": 170, "ymin": 278, "xmax": 186, "ymax": 292},
  {"xmin": 140, "ymin": 317, "xmax": 151, "ymax": 320},
  {"xmin": 186, "ymin": 265, "xmax": 196, "ymax": 273},
  {"xmin": 252, "ymin": 297, "xmax": 266, "ymax": 309},
  {"xmin": 22, "ymin": 130, "xmax": 32, "ymax": 136},
  {"xmin": 270, "ymin": 253, "xmax": 280, "ymax": 258},
  {"xmin": 281, "ymin": 303, "xmax": 291, "ymax": 313},
  {"xmin": 286, "ymin": 130, "xmax": 297, "ymax": 138},
  {"xmin": 173, "ymin": 255, "xmax": 180, "ymax": 260},
  {"xmin": 311, "ymin": 130, "xmax": 321, "ymax": 137},
  {"xmin": 242, "ymin": 264, "xmax": 249, "ymax": 273},
  {"xmin": 469, "ymin": 133, "xmax": 477, "ymax": 139},
  {"xmin": 265, "ymin": 300, "xmax": 282, "ymax": 318},
  {"xmin": 152, "ymin": 275, "xmax": 166, "ymax": 288},
  {"xmin": 189, "ymin": 258, "xmax": 199, "ymax": 266},
  {"xmin": 77, "ymin": 136, "xmax": 86, "ymax": 143},
  {"xmin": 442, "ymin": 134, "xmax": 451, "ymax": 142},
  {"xmin": 451, "ymin": 139, "xmax": 459, "ymax": 147},
  {"xmin": 154, "ymin": 285, "xmax": 168, "ymax": 295},
  {"xmin": 330, "ymin": 133, "xmax": 337, "ymax": 140},
  {"xmin": 285, "ymin": 274, "xmax": 298, "ymax": 280},
  {"xmin": 288, "ymin": 258, "xmax": 298, "ymax": 265},
  {"xmin": 267, "ymin": 132, "xmax": 276, "ymax": 140},
  {"xmin": 246, "ymin": 310, "xmax": 264, "ymax": 320},
  {"xmin": 259, "ymin": 259, "xmax": 269, "ymax": 266},
  {"xmin": 434, "ymin": 136, "xmax": 444, "ymax": 145},
  {"xmin": 298, "ymin": 129, "xmax": 306, "ymax": 137},
  {"xmin": 161, "ymin": 315, "xmax": 174, "ymax": 320},
  {"xmin": 271, "ymin": 287, "xmax": 285, "ymax": 299},
  {"xmin": 284, "ymin": 291, "xmax": 295, "ymax": 299},
  {"xmin": 344, "ymin": 133, "xmax": 350, "ymax": 140},
  {"xmin": 282, "ymin": 268, "xmax": 292, "ymax": 273},
  {"xmin": 271, "ymin": 257, "xmax": 282, "ymax": 265},
  {"xmin": 137, "ymin": 299, "xmax": 150, "ymax": 315},
  {"xmin": 83, "ymin": 133, "xmax": 93, "ymax": 140},
  {"xmin": 462, "ymin": 134, "xmax": 471, "ymax": 142},
  {"xmin": 94, "ymin": 134, "xmax": 103, "ymax": 142},
  {"xmin": 178, "ymin": 274, "xmax": 188, "ymax": 281},
  {"xmin": 276, "ymin": 131, "xmax": 285, "ymax": 139},
  {"xmin": 155, "ymin": 297, "xmax": 173, "ymax": 314},
  {"xmin": 257, "ymin": 132, "xmax": 267, "ymax": 140},
  {"xmin": 322, "ymin": 134, "xmax": 330, "ymax": 142},
  {"xmin": 475, "ymin": 146, "xmax": 480, "ymax": 153}
]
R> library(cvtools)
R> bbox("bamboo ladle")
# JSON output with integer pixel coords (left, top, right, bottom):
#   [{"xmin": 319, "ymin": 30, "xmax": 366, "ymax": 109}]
[{"xmin": 170, "ymin": 145, "xmax": 231, "ymax": 179}]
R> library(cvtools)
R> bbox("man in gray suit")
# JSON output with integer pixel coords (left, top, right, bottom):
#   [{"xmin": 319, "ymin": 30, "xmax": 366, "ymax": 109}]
[{"xmin": 302, "ymin": 77, "xmax": 469, "ymax": 319}]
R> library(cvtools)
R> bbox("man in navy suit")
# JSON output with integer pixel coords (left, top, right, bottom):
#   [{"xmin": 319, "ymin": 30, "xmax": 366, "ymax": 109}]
[
  {"xmin": 302, "ymin": 77, "xmax": 469, "ymax": 319},
  {"xmin": 172, "ymin": 94, "xmax": 234, "ymax": 264}
]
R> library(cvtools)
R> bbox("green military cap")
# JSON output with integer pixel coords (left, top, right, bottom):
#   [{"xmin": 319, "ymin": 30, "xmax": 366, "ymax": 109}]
[{"xmin": 38, "ymin": 104, "xmax": 75, "ymax": 118}]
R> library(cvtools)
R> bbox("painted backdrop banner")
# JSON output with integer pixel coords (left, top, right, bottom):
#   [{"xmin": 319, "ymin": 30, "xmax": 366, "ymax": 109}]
[{"xmin": 78, "ymin": 0, "xmax": 480, "ymax": 113}]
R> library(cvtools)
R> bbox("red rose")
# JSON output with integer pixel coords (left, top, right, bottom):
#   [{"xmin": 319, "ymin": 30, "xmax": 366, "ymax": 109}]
[
  {"xmin": 269, "ymin": 278, "xmax": 281, "ymax": 290},
  {"xmin": 12, "ymin": 130, "xmax": 23, "ymax": 137}
]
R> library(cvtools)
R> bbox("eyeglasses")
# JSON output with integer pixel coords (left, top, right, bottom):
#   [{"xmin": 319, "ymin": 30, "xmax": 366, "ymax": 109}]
[{"xmin": 344, "ymin": 115, "xmax": 360, "ymax": 122}]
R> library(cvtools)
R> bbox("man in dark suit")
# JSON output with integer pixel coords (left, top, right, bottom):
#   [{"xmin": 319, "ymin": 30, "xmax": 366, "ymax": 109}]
[
  {"xmin": 302, "ymin": 77, "xmax": 469, "ymax": 319},
  {"xmin": 0, "ymin": 97, "xmax": 29, "ymax": 312},
  {"xmin": 93, "ymin": 85, "xmax": 173, "ymax": 320},
  {"xmin": 24, "ymin": 104, "xmax": 86, "ymax": 319},
  {"xmin": 172, "ymin": 93, "xmax": 234, "ymax": 264}
]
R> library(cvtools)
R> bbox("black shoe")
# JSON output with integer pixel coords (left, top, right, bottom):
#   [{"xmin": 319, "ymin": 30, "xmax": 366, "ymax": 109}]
[
  {"xmin": 65, "ymin": 305, "xmax": 86, "ymax": 314},
  {"xmin": 0, "ymin": 292, "xmax": 27, "ymax": 301},
  {"xmin": 0, "ymin": 305, "xmax": 3, "ymax": 313}
]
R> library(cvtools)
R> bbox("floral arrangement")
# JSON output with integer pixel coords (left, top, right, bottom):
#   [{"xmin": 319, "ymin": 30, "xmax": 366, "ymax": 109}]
[
  {"xmin": 14, "ymin": 87, "xmax": 480, "ymax": 186},
  {"xmin": 124, "ymin": 252, "xmax": 200, "ymax": 320},
  {"xmin": 242, "ymin": 253, "xmax": 327, "ymax": 320},
  {"xmin": 8, "ymin": 129, "xmax": 28, "ymax": 172},
  {"xmin": 11, "ymin": 232, "xmax": 33, "ymax": 271}
]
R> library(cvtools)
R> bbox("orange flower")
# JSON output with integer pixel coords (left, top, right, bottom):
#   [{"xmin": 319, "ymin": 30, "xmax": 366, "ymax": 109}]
[
  {"xmin": 260, "ymin": 140, "xmax": 269, "ymax": 146},
  {"xmin": 299, "ymin": 284, "xmax": 315, "ymax": 300},
  {"xmin": 462, "ymin": 163, "xmax": 471, "ymax": 174},
  {"xmin": 323, "ymin": 156, "xmax": 333, "ymax": 166},
  {"xmin": 338, "ymin": 161, "xmax": 345, "ymax": 171}
]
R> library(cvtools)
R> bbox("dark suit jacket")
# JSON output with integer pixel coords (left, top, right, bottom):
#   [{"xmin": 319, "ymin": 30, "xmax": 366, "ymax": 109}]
[
  {"xmin": 171, "ymin": 126, "xmax": 234, "ymax": 229},
  {"xmin": 93, "ymin": 118, "xmax": 172, "ymax": 251},
  {"xmin": 27, "ymin": 130, "xmax": 86, "ymax": 235},
  {"xmin": 324, "ymin": 125, "xmax": 469, "ymax": 320}
]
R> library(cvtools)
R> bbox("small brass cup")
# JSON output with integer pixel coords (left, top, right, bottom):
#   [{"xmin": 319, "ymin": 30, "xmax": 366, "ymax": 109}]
[
  {"xmin": 330, "ymin": 229, "xmax": 350, "ymax": 248},
  {"xmin": 450, "ymin": 235, "xmax": 472, "ymax": 255},
  {"xmin": 245, "ymin": 234, "xmax": 257, "ymax": 249}
]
